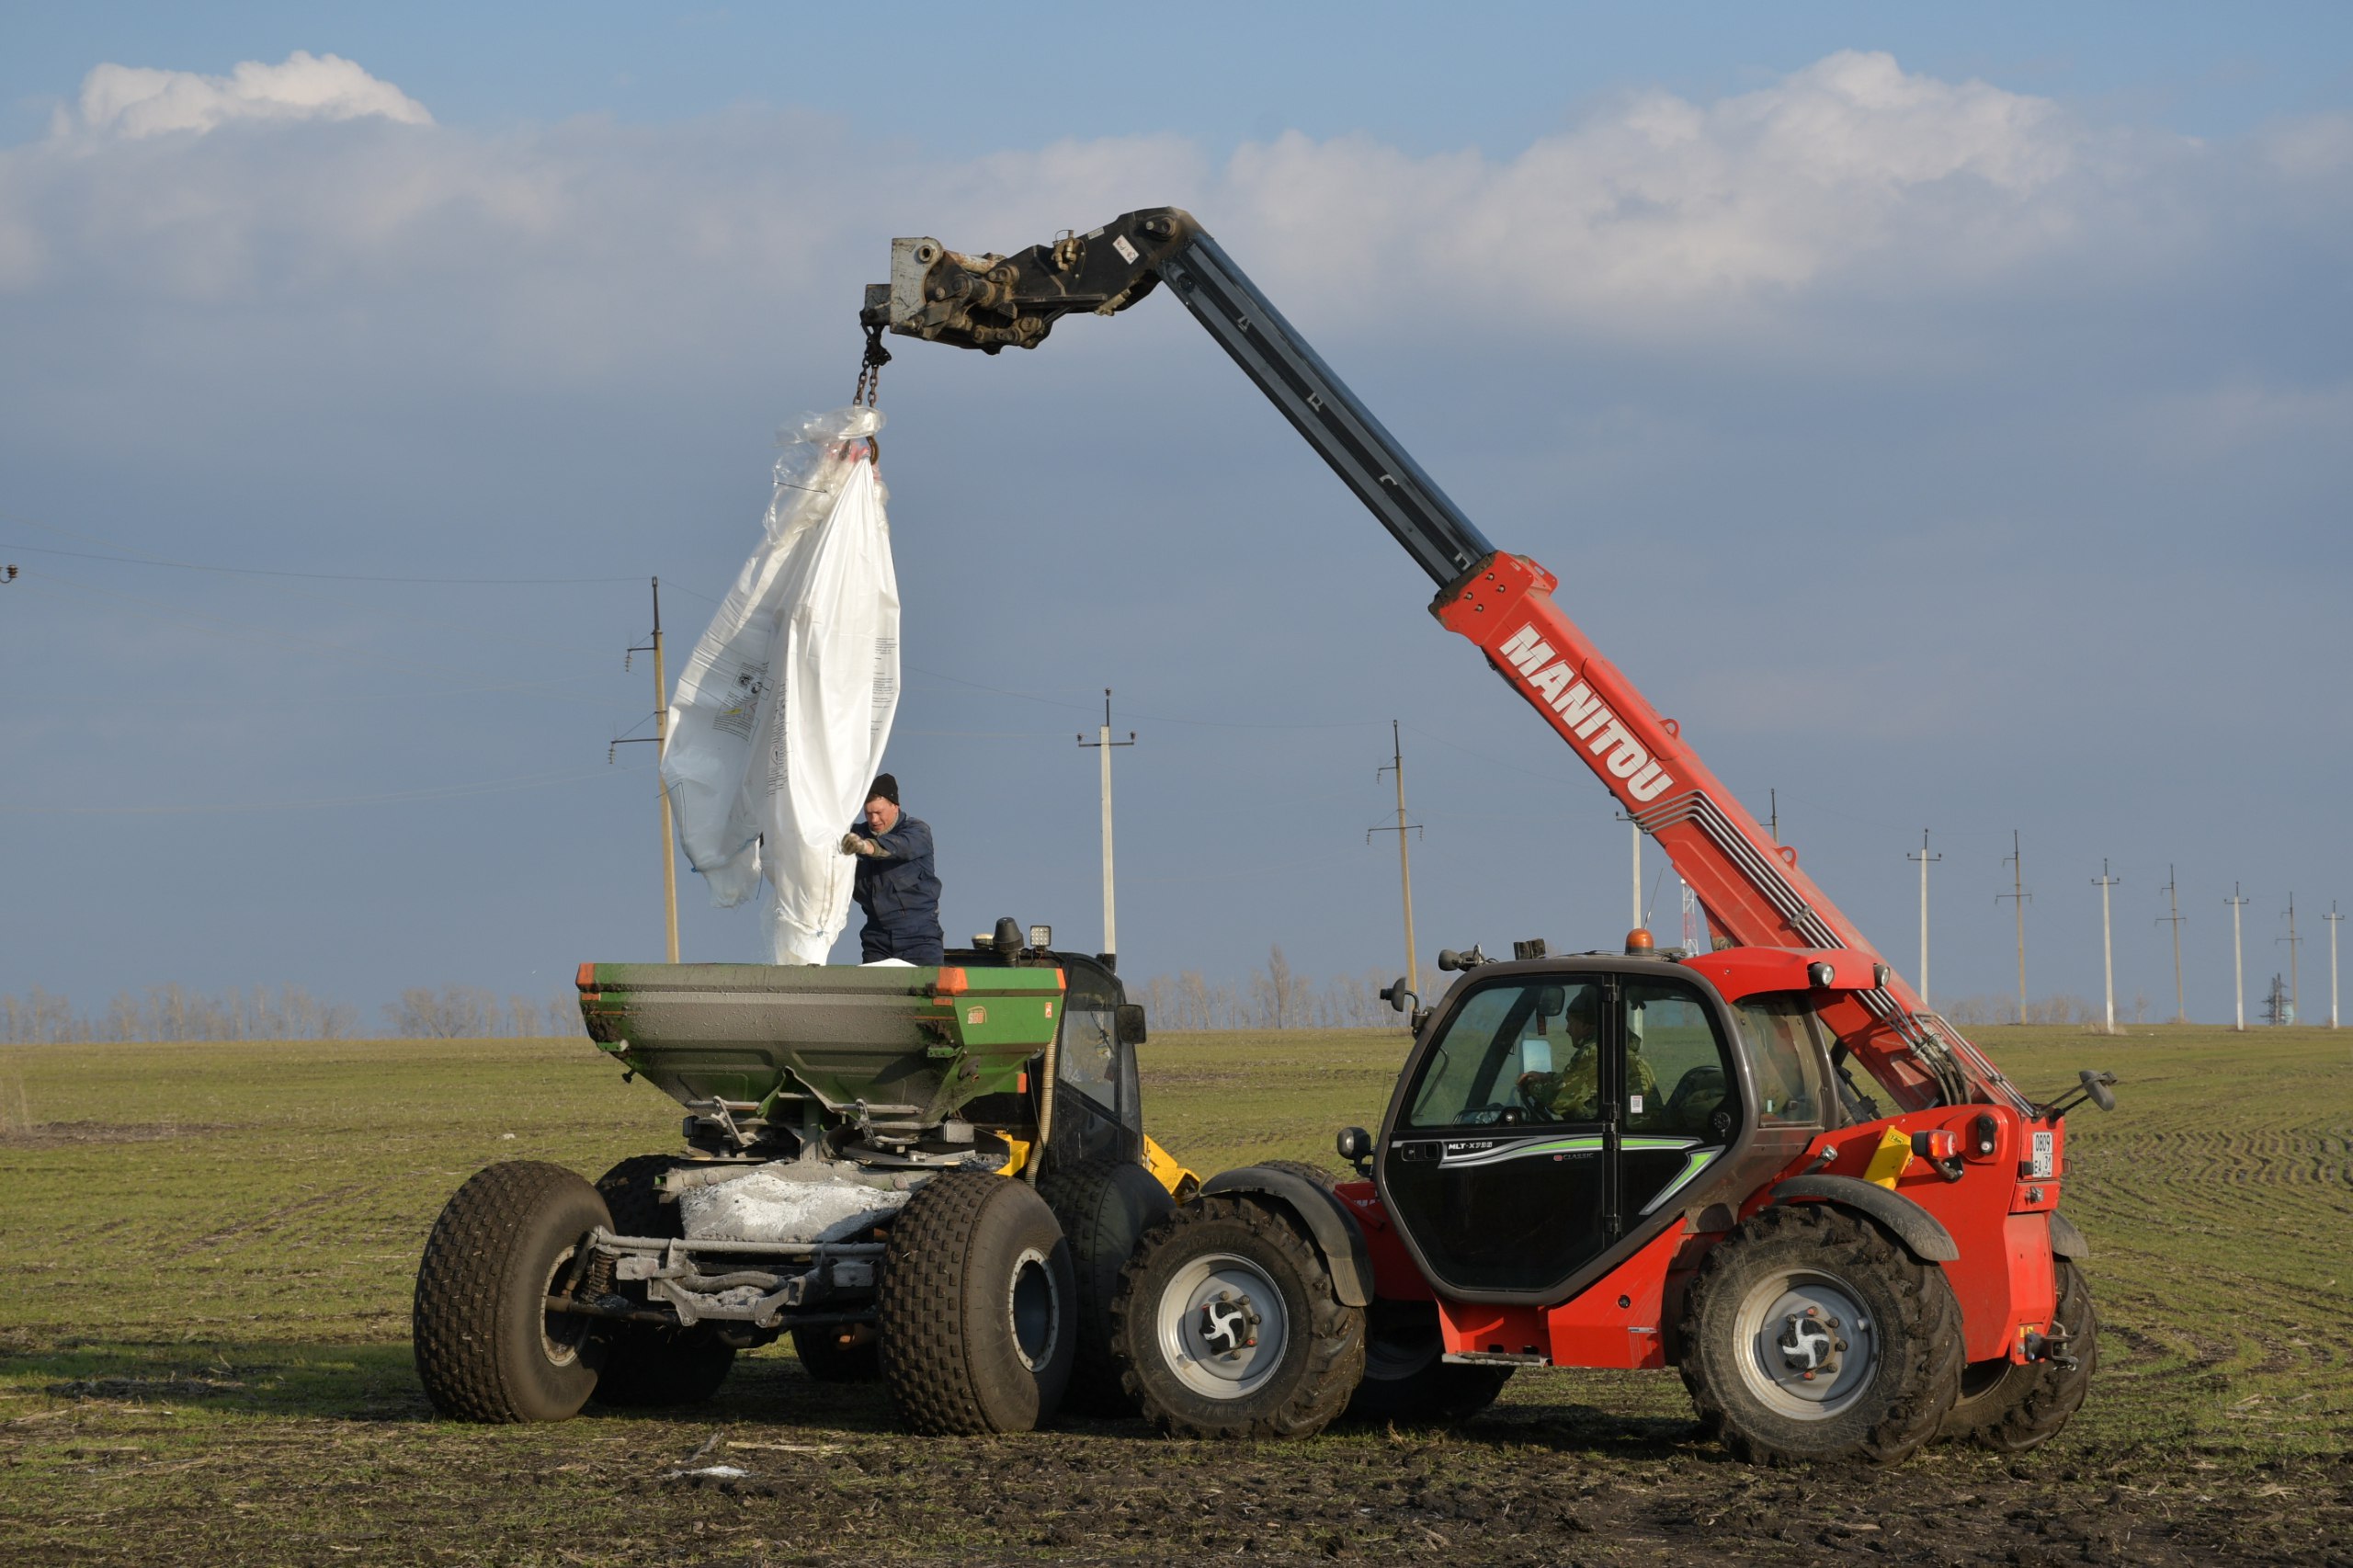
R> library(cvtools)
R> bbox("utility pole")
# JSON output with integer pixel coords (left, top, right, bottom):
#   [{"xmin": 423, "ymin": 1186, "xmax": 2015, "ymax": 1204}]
[
  {"xmin": 2326, "ymin": 902, "xmax": 2342, "ymax": 1029},
  {"xmin": 1614, "ymin": 810, "xmax": 1643, "ymax": 931},
  {"xmin": 1908, "ymin": 830, "xmax": 1941, "ymax": 1010},
  {"xmin": 1998, "ymin": 830, "xmax": 2030, "ymax": 1024},
  {"xmin": 1369, "ymin": 721, "xmax": 1423, "ymax": 996},
  {"xmin": 1075, "ymin": 689, "xmax": 1134, "ymax": 964},
  {"xmin": 615, "ymin": 577, "xmax": 680, "ymax": 962},
  {"xmin": 2092, "ymin": 860, "xmax": 2121, "ymax": 1034},
  {"xmin": 2225, "ymin": 883, "xmax": 2250, "ymax": 1031},
  {"xmin": 2156, "ymin": 865, "xmax": 2188, "ymax": 1024},
  {"xmin": 2280, "ymin": 893, "xmax": 2302, "ymax": 1025}
]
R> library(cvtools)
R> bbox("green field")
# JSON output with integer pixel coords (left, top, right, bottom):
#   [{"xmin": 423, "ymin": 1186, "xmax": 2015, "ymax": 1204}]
[{"xmin": 1, "ymin": 1024, "xmax": 2347, "ymax": 1564}]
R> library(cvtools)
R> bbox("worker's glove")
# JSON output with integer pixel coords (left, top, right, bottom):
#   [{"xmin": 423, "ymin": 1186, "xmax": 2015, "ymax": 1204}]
[{"xmin": 842, "ymin": 833, "xmax": 885, "ymax": 858}]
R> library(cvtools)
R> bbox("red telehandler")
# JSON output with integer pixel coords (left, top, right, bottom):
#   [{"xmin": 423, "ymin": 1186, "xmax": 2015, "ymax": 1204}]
[{"xmin": 861, "ymin": 209, "xmax": 2115, "ymax": 1465}]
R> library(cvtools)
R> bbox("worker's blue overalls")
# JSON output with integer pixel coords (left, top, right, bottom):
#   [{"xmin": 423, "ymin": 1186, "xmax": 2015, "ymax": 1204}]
[{"xmin": 850, "ymin": 814, "xmax": 945, "ymax": 964}]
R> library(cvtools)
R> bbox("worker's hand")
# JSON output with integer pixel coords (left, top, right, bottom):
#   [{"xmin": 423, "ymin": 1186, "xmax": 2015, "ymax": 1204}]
[
  {"xmin": 840, "ymin": 833, "xmax": 870, "ymax": 857},
  {"xmin": 1515, "ymin": 1071, "xmax": 1553, "ymax": 1113}
]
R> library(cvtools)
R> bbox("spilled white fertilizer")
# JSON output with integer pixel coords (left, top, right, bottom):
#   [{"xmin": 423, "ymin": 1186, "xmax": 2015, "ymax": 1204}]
[{"xmin": 675, "ymin": 1162, "xmax": 916, "ymax": 1244}]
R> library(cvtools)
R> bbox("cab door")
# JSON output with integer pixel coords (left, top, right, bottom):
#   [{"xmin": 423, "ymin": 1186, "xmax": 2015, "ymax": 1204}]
[{"xmin": 1376, "ymin": 974, "xmax": 1621, "ymax": 1297}]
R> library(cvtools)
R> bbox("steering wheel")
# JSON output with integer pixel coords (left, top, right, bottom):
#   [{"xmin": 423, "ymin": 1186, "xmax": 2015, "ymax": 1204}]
[{"xmin": 1513, "ymin": 1071, "xmax": 1552, "ymax": 1119}]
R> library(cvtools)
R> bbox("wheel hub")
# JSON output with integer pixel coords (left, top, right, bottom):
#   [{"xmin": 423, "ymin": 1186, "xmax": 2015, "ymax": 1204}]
[
  {"xmin": 1195, "ymin": 1291, "xmax": 1261, "ymax": 1358},
  {"xmin": 1733, "ymin": 1271, "xmax": 1877, "ymax": 1420},
  {"xmin": 1775, "ymin": 1307, "xmax": 1840, "ymax": 1376},
  {"xmin": 1156, "ymin": 1252, "xmax": 1291, "ymax": 1400}
]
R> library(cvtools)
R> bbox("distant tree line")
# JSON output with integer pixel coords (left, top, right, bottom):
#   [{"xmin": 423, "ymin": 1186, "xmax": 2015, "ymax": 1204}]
[
  {"xmin": 1938, "ymin": 993, "xmax": 2158, "ymax": 1027},
  {"xmin": 0, "ymin": 983, "xmax": 586, "ymax": 1044},
  {"xmin": 1135, "ymin": 947, "xmax": 1403, "ymax": 1031}
]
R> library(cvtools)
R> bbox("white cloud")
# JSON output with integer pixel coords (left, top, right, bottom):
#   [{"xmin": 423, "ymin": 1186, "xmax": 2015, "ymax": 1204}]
[
  {"xmin": 0, "ymin": 47, "xmax": 2338, "ymax": 373},
  {"xmin": 1217, "ymin": 51, "xmax": 2098, "ymax": 324},
  {"xmin": 66, "ymin": 51, "xmax": 431, "ymax": 140}
]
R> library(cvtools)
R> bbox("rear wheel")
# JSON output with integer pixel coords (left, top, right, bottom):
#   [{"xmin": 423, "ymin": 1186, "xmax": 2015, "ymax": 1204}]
[
  {"xmin": 1109, "ymin": 1194, "xmax": 1365, "ymax": 1439},
  {"xmin": 413, "ymin": 1161, "xmax": 611, "ymax": 1423},
  {"xmin": 1346, "ymin": 1298, "xmax": 1512, "ymax": 1426},
  {"xmin": 878, "ymin": 1172, "xmax": 1076, "ymax": 1435},
  {"xmin": 1938, "ymin": 1258, "xmax": 2097, "ymax": 1452},
  {"xmin": 1039, "ymin": 1157, "xmax": 1176, "ymax": 1415},
  {"xmin": 586, "ymin": 1155, "xmax": 736, "ymax": 1409},
  {"xmin": 1678, "ymin": 1203, "xmax": 1962, "ymax": 1466}
]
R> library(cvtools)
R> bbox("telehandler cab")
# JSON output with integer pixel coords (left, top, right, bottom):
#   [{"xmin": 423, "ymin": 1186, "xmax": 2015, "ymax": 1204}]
[{"xmin": 863, "ymin": 207, "xmax": 2114, "ymax": 1465}]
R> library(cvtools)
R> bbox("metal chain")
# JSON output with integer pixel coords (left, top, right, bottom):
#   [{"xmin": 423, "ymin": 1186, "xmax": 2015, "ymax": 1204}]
[{"xmin": 853, "ymin": 321, "xmax": 892, "ymax": 409}]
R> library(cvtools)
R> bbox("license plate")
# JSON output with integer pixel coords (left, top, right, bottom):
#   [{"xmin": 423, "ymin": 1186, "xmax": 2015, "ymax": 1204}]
[{"xmin": 2029, "ymin": 1130, "xmax": 2054, "ymax": 1179}]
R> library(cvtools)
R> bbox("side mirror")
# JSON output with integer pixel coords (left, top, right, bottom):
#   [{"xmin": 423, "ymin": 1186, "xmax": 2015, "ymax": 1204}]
[
  {"xmin": 1336, "ymin": 1126, "xmax": 1374, "ymax": 1174},
  {"xmin": 2081, "ymin": 1068, "xmax": 2116, "ymax": 1113},
  {"xmin": 1377, "ymin": 976, "xmax": 1415, "ymax": 1014},
  {"xmin": 1115, "ymin": 1004, "xmax": 1148, "ymax": 1046}
]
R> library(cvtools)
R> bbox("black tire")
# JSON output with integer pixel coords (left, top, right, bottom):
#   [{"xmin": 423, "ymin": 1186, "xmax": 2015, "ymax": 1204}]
[
  {"xmin": 791, "ymin": 1323, "xmax": 881, "ymax": 1382},
  {"xmin": 586, "ymin": 1155, "xmax": 736, "ymax": 1409},
  {"xmin": 1260, "ymin": 1158, "xmax": 1341, "ymax": 1191},
  {"xmin": 1678, "ymin": 1203, "xmax": 1963, "ymax": 1466},
  {"xmin": 1108, "ymin": 1193, "xmax": 1366, "ymax": 1440},
  {"xmin": 1938, "ymin": 1258, "xmax": 2097, "ymax": 1452},
  {"xmin": 1345, "ymin": 1297, "xmax": 1512, "ymax": 1426},
  {"xmin": 878, "ymin": 1172, "xmax": 1077, "ymax": 1435},
  {"xmin": 1039, "ymin": 1158, "xmax": 1177, "ymax": 1415},
  {"xmin": 413, "ymin": 1160, "xmax": 611, "ymax": 1424}
]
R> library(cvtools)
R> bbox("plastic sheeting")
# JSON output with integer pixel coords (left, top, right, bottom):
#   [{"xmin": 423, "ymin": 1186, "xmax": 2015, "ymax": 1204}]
[{"xmin": 663, "ymin": 407, "xmax": 901, "ymax": 962}]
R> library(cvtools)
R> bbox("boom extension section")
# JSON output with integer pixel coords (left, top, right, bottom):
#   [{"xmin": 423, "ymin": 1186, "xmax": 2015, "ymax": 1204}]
[{"xmin": 866, "ymin": 208, "xmax": 2024, "ymax": 1116}]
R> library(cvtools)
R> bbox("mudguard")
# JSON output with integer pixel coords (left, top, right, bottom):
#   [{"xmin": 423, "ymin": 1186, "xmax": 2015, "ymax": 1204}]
[
  {"xmin": 1768, "ymin": 1175, "xmax": 1961, "ymax": 1263},
  {"xmin": 1199, "ymin": 1166, "xmax": 1374, "ymax": 1308},
  {"xmin": 2048, "ymin": 1209, "xmax": 2092, "ymax": 1260}
]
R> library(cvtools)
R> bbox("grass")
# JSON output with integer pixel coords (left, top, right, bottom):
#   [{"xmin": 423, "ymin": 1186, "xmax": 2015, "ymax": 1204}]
[{"xmin": 0, "ymin": 1023, "xmax": 2347, "ymax": 1564}]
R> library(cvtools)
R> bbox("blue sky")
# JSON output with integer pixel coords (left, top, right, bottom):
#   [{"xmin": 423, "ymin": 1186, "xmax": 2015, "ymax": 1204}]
[{"xmin": 3, "ymin": 4, "xmax": 2349, "ymax": 1037}]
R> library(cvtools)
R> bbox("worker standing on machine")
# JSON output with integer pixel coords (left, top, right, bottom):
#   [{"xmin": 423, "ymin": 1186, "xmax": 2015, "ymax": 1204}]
[{"xmin": 841, "ymin": 774, "xmax": 945, "ymax": 963}]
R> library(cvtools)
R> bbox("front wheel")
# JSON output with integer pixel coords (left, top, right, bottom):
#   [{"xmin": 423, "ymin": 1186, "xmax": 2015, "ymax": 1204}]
[
  {"xmin": 1109, "ymin": 1194, "xmax": 1365, "ymax": 1440},
  {"xmin": 413, "ymin": 1161, "xmax": 612, "ymax": 1423},
  {"xmin": 1938, "ymin": 1257, "xmax": 2097, "ymax": 1452},
  {"xmin": 1678, "ymin": 1203, "xmax": 1963, "ymax": 1466}
]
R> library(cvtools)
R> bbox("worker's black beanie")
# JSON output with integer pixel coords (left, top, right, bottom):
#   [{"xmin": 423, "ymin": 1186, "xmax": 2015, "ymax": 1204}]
[{"xmin": 869, "ymin": 773, "xmax": 899, "ymax": 805}]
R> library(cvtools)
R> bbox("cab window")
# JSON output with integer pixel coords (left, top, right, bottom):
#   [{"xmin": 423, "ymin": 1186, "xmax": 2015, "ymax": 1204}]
[
  {"xmin": 1733, "ymin": 992, "xmax": 1829, "ymax": 1128},
  {"xmin": 1405, "ymin": 980, "xmax": 1605, "ymax": 1129},
  {"xmin": 1623, "ymin": 981, "xmax": 1738, "ymax": 1137}
]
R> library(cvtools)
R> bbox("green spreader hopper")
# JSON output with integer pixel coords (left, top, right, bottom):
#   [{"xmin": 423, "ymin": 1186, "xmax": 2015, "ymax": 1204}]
[{"xmin": 576, "ymin": 960, "xmax": 1069, "ymax": 1136}]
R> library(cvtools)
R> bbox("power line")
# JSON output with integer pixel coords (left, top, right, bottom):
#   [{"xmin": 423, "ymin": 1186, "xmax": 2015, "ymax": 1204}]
[
  {"xmin": 0, "ymin": 762, "xmax": 630, "ymax": 815},
  {"xmin": 1369, "ymin": 720, "xmax": 1424, "ymax": 997},
  {"xmin": 2092, "ymin": 860, "xmax": 2121, "ymax": 1034},
  {"xmin": 2225, "ymin": 883, "xmax": 2251, "ymax": 1032},
  {"xmin": 2156, "ymin": 864, "xmax": 2188, "ymax": 1024},
  {"xmin": 1998, "ymin": 830, "xmax": 2030, "ymax": 1025},
  {"xmin": 1908, "ymin": 830, "xmax": 1942, "ymax": 1011}
]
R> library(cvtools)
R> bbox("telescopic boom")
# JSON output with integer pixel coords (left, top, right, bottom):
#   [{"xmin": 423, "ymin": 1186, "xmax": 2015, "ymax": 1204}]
[{"xmin": 865, "ymin": 207, "xmax": 2024, "ymax": 1114}]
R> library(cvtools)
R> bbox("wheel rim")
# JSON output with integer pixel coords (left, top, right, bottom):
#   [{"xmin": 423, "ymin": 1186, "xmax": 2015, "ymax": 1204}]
[
  {"xmin": 1155, "ymin": 1251, "xmax": 1290, "ymax": 1400},
  {"xmin": 539, "ymin": 1244, "xmax": 593, "ymax": 1368},
  {"xmin": 1730, "ymin": 1268, "xmax": 1877, "ymax": 1420},
  {"xmin": 1006, "ymin": 1246, "xmax": 1062, "ymax": 1372}
]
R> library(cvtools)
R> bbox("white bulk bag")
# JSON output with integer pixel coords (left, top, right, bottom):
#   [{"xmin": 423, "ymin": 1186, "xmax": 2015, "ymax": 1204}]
[{"xmin": 663, "ymin": 408, "xmax": 901, "ymax": 962}]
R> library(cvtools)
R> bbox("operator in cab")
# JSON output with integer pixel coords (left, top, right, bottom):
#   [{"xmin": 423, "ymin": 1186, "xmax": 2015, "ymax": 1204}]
[
  {"xmin": 1515, "ymin": 985, "xmax": 1658, "ymax": 1120},
  {"xmin": 840, "ymin": 774, "xmax": 945, "ymax": 964}
]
